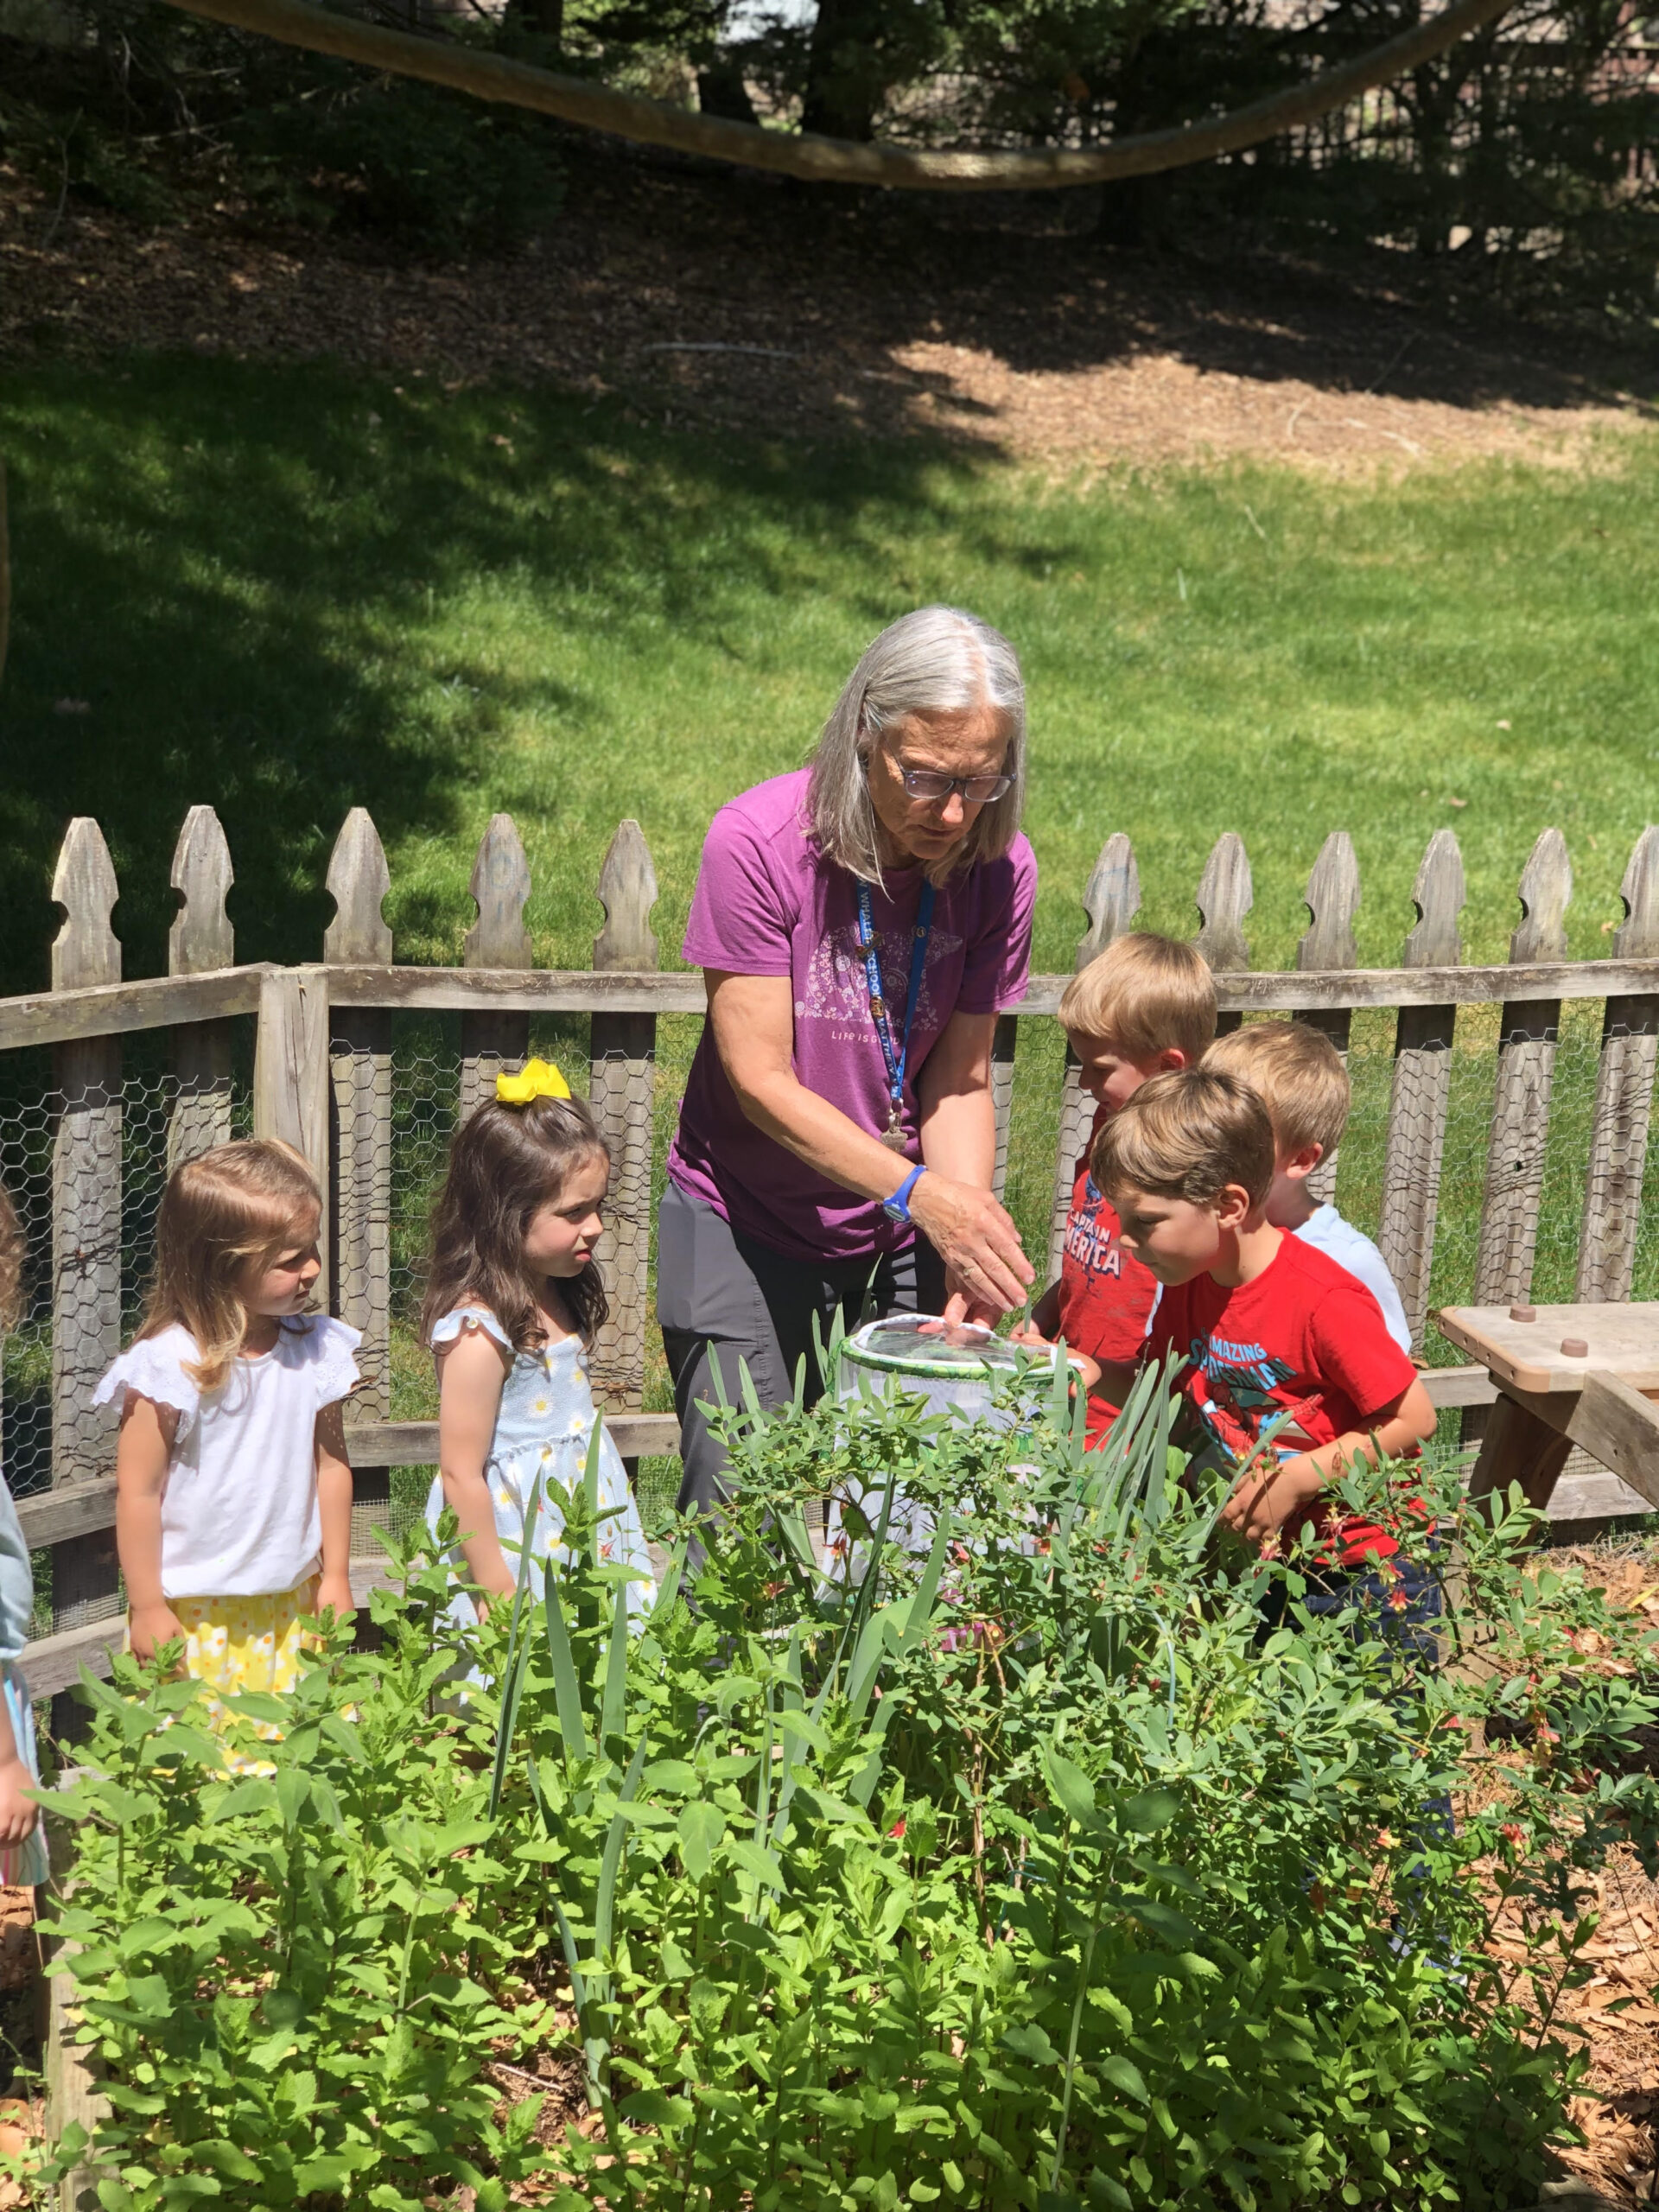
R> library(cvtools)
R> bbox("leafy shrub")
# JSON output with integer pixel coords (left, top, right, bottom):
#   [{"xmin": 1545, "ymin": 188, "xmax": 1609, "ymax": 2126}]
[{"xmin": 45, "ymin": 1357, "xmax": 1659, "ymax": 2210}]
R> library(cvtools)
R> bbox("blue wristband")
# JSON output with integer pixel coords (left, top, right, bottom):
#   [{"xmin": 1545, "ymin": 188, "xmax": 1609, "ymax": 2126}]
[{"xmin": 882, "ymin": 1166, "xmax": 925, "ymax": 1225}]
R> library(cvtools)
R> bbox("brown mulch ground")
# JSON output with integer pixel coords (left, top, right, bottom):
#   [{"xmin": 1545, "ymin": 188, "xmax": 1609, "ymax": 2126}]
[{"xmin": 3, "ymin": 136, "xmax": 1656, "ymax": 473}]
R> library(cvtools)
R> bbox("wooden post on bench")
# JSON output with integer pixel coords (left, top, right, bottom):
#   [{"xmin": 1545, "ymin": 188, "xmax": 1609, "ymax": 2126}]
[
  {"xmin": 1377, "ymin": 830, "xmax": 1465, "ymax": 1353},
  {"xmin": 1194, "ymin": 832, "xmax": 1252, "ymax": 1039},
  {"xmin": 1577, "ymin": 826, "xmax": 1659, "ymax": 1305},
  {"xmin": 168, "ymin": 806, "xmax": 237, "ymax": 1169},
  {"xmin": 589, "ymin": 821, "xmax": 658, "ymax": 1459},
  {"xmin": 459, "ymin": 815, "xmax": 531, "ymax": 1124},
  {"xmin": 1046, "ymin": 834, "xmax": 1140, "ymax": 1284},
  {"xmin": 1294, "ymin": 831, "xmax": 1360, "ymax": 1206},
  {"xmin": 49, "ymin": 822, "xmax": 124, "ymax": 1737}
]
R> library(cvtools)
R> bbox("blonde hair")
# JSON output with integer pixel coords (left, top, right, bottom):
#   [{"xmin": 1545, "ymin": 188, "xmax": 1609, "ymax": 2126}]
[
  {"xmin": 1058, "ymin": 934, "xmax": 1217, "ymax": 1065},
  {"xmin": 0, "ymin": 1184, "xmax": 22, "ymax": 1336},
  {"xmin": 1091, "ymin": 1067, "xmax": 1275, "ymax": 1210},
  {"xmin": 138, "ymin": 1141, "xmax": 323, "ymax": 1394},
  {"xmin": 1205, "ymin": 1020, "xmax": 1350, "ymax": 1161},
  {"xmin": 806, "ymin": 606, "xmax": 1027, "ymax": 889}
]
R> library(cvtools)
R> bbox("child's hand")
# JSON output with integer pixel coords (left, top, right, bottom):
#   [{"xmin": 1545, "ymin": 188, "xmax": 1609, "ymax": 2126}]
[
  {"xmin": 0, "ymin": 1754, "xmax": 37, "ymax": 1848},
  {"xmin": 1220, "ymin": 1452, "xmax": 1326, "ymax": 1545},
  {"xmin": 129, "ymin": 1602, "xmax": 188, "ymax": 1669},
  {"xmin": 1007, "ymin": 1319, "xmax": 1052, "ymax": 1349},
  {"xmin": 316, "ymin": 1572, "xmax": 356, "ymax": 1626},
  {"xmin": 472, "ymin": 1564, "xmax": 518, "ymax": 1618}
]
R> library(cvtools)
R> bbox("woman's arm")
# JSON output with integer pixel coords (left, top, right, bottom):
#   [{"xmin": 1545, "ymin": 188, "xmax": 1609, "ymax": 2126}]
[
  {"xmin": 707, "ymin": 972, "xmax": 1033, "ymax": 1315},
  {"xmin": 912, "ymin": 1008, "xmax": 1035, "ymax": 1323},
  {"xmin": 435, "ymin": 1325, "xmax": 517, "ymax": 1607},
  {"xmin": 115, "ymin": 1393, "xmax": 186, "ymax": 1667},
  {"xmin": 314, "ymin": 1402, "xmax": 355, "ymax": 1623},
  {"xmin": 1220, "ymin": 1378, "xmax": 1439, "ymax": 1542}
]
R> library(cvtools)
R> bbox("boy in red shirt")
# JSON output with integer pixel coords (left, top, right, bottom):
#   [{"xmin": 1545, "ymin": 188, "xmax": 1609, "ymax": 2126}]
[
  {"xmin": 1013, "ymin": 935, "xmax": 1216, "ymax": 1444},
  {"xmin": 1088, "ymin": 1066, "xmax": 1436, "ymax": 1571}
]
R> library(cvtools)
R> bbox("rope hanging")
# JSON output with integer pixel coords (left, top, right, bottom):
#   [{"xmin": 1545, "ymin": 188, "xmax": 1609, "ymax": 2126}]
[{"xmin": 157, "ymin": 0, "xmax": 1516, "ymax": 191}]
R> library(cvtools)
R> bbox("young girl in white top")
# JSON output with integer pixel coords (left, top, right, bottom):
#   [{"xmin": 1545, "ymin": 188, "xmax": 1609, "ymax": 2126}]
[
  {"xmin": 0, "ymin": 1182, "xmax": 48, "ymax": 1886},
  {"xmin": 423, "ymin": 1061, "xmax": 655, "ymax": 1628},
  {"xmin": 97, "ymin": 1141, "xmax": 359, "ymax": 1752}
]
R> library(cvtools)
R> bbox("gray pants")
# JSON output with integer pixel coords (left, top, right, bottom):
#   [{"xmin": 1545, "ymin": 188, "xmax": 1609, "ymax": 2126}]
[{"xmin": 657, "ymin": 1182, "xmax": 945, "ymax": 1520}]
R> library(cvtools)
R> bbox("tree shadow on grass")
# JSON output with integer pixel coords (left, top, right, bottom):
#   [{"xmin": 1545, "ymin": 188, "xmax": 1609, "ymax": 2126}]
[{"xmin": 0, "ymin": 352, "xmax": 986, "ymax": 988}]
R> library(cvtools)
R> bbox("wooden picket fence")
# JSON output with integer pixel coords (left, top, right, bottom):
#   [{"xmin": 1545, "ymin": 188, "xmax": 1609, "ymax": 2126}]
[{"xmin": 5, "ymin": 802, "xmax": 1659, "ymax": 1706}]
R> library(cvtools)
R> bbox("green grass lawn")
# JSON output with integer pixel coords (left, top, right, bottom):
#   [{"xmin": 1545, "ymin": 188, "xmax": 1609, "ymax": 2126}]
[
  {"xmin": 4, "ymin": 354, "xmax": 1659, "ymax": 1525},
  {"xmin": 5, "ymin": 356, "xmax": 1659, "ymax": 985}
]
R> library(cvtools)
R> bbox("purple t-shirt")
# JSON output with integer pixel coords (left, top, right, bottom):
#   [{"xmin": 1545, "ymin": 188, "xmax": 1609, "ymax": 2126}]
[{"xmin": 668, "ymin": 768, "xmax": 1038, "ymax": 1262}]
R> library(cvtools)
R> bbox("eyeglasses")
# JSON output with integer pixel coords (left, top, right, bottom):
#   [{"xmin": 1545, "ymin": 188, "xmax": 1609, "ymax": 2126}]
[{"xmin": 896, "ymin": 765, "xmax": 1013, "ymax": 805}]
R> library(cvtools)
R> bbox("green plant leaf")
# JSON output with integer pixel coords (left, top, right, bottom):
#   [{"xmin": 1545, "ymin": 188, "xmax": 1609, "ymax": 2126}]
[
  {"xmin": 1044, "ymin": 1749, "xmax": 1097, "ymax": 1827},
  {"xmin": 677, "ymin": 1800, "xmax": 723, "ymax": 1882}
]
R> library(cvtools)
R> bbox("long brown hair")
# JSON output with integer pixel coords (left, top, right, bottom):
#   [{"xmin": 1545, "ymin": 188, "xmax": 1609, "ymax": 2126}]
[
  {"xmin": 139, "ymin": 1140, "xmax": 323, "ymax": 1393},
  {"xmin": 420, "ymin": 1093, "xmax": 611, "ymax": 1354}
]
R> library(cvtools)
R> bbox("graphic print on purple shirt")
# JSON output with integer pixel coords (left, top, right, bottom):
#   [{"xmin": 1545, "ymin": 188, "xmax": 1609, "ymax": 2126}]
[{"xmin": 668, "ymin": 768, "xmax": 1037, "ymax": 1263}]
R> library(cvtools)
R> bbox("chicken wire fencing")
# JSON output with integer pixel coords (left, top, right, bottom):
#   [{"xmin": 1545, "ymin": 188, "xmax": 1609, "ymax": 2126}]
[
  {"xmin": 333, "ymin": 1012, "xmax": 664, "ymax": 1430},
  {"xmin": 0, "ymin": 1032, "xmax": 256, "ymax": 1637},
  {"xmin": 0, "ymin": 994, "xmax": 1656, "ymax": 1643}
]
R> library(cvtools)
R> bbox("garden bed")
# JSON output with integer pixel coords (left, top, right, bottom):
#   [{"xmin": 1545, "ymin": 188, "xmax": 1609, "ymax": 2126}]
[{"xmin": 30, "ymin": 1376, "xmax": 1659, "ymax": 2210}]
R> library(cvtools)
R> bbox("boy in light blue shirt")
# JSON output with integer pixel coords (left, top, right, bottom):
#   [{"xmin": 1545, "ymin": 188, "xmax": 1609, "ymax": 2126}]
[{"xmin": 1205, "ymin": 1021, "xmax": 1412, "ymax": 1355}]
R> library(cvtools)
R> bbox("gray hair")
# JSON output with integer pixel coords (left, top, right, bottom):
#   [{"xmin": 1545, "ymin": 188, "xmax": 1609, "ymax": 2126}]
[{"xmin": 806, "ymin": 606, "xmax": 1027, "ymax": 887}]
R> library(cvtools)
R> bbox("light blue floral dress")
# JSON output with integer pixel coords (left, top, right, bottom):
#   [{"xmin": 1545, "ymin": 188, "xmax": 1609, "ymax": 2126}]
[{"xmin": 424, "ymin": 1306, "xmax": 656, "ymax": 1630}]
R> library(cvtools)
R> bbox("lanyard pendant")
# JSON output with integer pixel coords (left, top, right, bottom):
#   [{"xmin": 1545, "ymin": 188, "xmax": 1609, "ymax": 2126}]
[{"xmin": 881, "ymin": 1109, "xmax": 909, "ymax": 1152}]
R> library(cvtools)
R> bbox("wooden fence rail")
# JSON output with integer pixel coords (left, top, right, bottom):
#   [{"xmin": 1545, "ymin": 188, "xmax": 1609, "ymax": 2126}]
[{"xmin": 4, "ymin": 804, "xmax": 1659, "ymax": 1701}]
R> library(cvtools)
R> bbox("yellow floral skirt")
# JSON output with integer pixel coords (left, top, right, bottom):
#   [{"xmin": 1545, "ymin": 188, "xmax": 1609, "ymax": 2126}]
[{"xmin": 164, "ymin": 1576, "xmax": 321, "ymax": 1773}]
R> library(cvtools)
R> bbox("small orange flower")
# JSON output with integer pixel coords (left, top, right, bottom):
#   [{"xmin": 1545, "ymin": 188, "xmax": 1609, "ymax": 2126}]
[{"xmin": 889, "ymin": 1818, "xmax": 907, "ymax": 1840}]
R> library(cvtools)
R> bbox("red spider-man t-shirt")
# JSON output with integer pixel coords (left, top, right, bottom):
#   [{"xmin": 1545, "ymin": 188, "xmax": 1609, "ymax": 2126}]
[
  {"xmin": 1056, "ymin": 1107, "xmax": 1160, "ymax": 1446},
  {"xmin": 1143, "ymin": 1232, "xmax": 1421, "ymax": 1567}
]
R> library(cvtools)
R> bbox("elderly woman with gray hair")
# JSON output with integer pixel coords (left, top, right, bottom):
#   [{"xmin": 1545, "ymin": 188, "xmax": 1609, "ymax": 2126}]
[{"xmin": 658, "ymin": 605, "xmax": 1039, "ymax": 1521}]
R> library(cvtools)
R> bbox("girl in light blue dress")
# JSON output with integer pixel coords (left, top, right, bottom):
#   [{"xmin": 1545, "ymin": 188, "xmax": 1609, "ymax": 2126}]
[{"xmin": 420, "ymin": 1063, "xmax": 655, "ymax": 1630}]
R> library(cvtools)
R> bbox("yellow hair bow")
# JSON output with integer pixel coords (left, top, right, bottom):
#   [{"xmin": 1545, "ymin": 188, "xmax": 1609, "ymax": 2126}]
[{"xmin": 496, "ymin": 1058, "xmax": 572, "ymax": 1106}]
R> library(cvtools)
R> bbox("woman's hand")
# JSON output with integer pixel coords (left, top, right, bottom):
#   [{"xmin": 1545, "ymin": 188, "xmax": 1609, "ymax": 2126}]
[
  {"xmin": 129, "ymin": 1600, "xmax": 188, "ymax": 1669},
  {"xmin": 912, "ymin": 1175, "xmax": 1033, "ymax": 1321}
]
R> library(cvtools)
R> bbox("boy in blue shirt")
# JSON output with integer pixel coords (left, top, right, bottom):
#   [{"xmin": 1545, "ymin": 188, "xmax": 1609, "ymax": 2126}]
[{"xmin": 1205, "ymin": 1020, "xmax": 1413, "ymax": 1355}]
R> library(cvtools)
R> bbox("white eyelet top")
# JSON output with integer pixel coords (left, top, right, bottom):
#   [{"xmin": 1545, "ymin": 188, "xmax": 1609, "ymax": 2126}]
[{"xmin": 94, "ymin": 1317, "xmax": 361, "ymax": 1599}]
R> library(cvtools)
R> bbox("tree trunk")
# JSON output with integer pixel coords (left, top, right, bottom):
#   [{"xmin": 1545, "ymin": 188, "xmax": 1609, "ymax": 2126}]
[{"xmin": 800, "ymin": 0, "xmax": 880, "ymax": 141}]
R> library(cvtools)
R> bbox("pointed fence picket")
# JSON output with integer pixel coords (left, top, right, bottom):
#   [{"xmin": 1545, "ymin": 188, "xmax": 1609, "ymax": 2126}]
[
  {"xmin": 168, "ymin": 805, "xmax": 237, "ymax": 1170},
  {"xmin": 1046, "ymin": 832, "xmax": 1140, "ymax": 1283},
  {"xmin": 460, "ymin": 814, "xmax": 533, "ymax": 1122},
  {"xmin": 8, "ymin": 804, "xmax": 1659, "ymax": 1704},
  {"xmin": 1295, "ymin": 831, "xmax": 1361, "ymax": 1206},
  {"xmin": 48, "ymin": 821, "xmax": 124, "ymax": 1723},
  {"xmin": 1578, "ymin": 829, "xmax": 1659, "ymax": 1304},
  {"xmin": 1476, "ymin": 830, "xmax": 1572, "ymax": 1307},
  {"xmin": 1377, "ymin": 830, "xmax": 1465, "ymax": 1351},
  {"xmin": 588, "ymin": 820, "xmax": 659, "ymax": 1430}
]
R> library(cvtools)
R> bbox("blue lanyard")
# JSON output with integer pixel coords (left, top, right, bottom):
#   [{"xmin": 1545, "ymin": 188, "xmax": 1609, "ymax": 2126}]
[{"xmin": 855, "ymin": 879, "xmax": 936, "ymax": 1139}]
